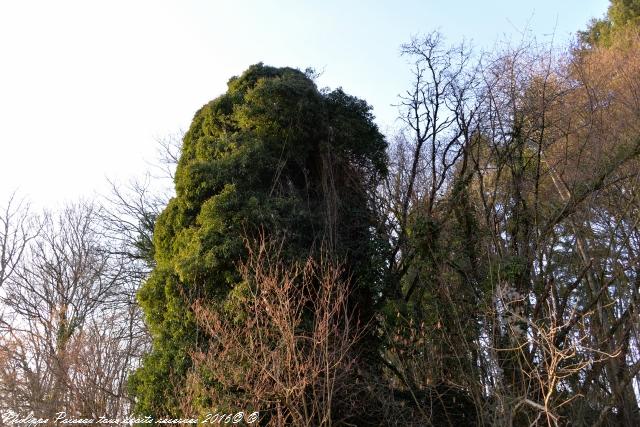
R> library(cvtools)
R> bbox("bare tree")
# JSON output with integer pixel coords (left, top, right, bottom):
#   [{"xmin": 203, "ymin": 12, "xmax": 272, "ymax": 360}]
[
  {"xmin": 0, "ymin": 201, "xmax": 148, "ymax": 418},
  {"xmin": 0, "ymin": 193, "xmax": 38, "ymax": 289},
  {"xmin": 382, "ymin": 32, "xmax": 481, "ymax": 295},
  {"xmin": 99, "ymin": 176, "xmax": 165, "ymax": 277},
  {"xmin": 153, "ymin": 132, "xmax": 183, "ymax": 181},
  {"xmin": 98, "ymin": 133, "xmax": 182, "ymax": 279},
  {"xmin": 380, "ymin": 31, "xmax": 640, "ymax": 426},
  {"xmin": 377, "ymin": 32, "xmax": 485, "ymax": 424}
]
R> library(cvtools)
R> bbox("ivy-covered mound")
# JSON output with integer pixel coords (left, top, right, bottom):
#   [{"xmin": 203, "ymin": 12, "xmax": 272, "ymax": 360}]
[{"xmin": 129, "ymin": 64, "xmax": 387, "ymax": 416}]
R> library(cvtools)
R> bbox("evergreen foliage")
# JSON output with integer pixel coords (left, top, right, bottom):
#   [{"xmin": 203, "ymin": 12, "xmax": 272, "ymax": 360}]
[
  {"xmin": 580, "ymin": 0, "xmax": 640, "ymax": 46},
  {"xmin": 128, "ymin": 63, "xmax": 387, "ymax": 416}
]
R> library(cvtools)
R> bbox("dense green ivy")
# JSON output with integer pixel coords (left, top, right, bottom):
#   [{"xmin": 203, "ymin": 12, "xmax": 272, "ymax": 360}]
[{"xmin": 129, "ymin": 63, "xmax": 387, "ymax": 416}]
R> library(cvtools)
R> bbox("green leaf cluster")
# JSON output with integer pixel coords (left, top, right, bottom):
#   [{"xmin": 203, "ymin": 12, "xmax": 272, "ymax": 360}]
[{"xmin": 580, "ymin": 0, "xmax": 640, "ymax": 47}]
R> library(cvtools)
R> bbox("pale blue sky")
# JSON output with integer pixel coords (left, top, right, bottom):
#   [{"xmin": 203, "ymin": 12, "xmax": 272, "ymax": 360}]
[{"xmin": 0, "ymin": 0, "xmax": 608, "ymax": 206}]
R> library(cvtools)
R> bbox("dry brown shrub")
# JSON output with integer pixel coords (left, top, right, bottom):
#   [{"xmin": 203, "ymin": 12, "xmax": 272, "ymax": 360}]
[{"xmin": 182, "ymin": 239, "xmax": 372, "ymax": 426}]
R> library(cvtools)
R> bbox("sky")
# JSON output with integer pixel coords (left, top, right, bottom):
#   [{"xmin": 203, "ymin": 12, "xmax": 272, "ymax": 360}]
[{"xmin": 0, "ymin": 0, "xmax": 609, "ymax": 208}]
